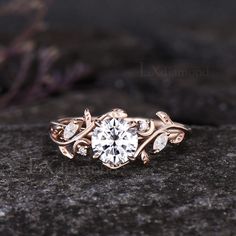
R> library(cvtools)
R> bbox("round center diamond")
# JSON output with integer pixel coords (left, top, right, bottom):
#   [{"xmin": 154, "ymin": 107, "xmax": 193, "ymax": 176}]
[{"xmin": 91, "ymin": 118, "xmax": 138, "ymax": 166}]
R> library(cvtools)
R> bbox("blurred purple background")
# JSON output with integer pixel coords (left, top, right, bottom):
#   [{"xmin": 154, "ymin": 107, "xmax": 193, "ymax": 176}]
[{"xmin": 0, "ymin": 0, "xmax": 235, "ymax": 125}]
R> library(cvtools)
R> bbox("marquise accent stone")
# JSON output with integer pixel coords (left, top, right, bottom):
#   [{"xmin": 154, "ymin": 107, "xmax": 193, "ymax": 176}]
[
  {"xmin": 153, "ymin": 133, "xmax": 168, "ymax": 153},
  {"xmin": 63, "ymin": 121, "xmax": 79, "ymax": 140}
]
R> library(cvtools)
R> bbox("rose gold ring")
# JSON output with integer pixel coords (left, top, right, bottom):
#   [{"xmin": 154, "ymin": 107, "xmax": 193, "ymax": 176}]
[{"xmin": 49, "ymin": 108, "xmax": 190, "ymax": 169}]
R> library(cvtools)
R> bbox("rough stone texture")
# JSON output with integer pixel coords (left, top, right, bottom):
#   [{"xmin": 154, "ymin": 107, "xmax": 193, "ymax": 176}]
[{"xmin": 0, "ymin": 124, "xmax": 235, "ymax": 236}]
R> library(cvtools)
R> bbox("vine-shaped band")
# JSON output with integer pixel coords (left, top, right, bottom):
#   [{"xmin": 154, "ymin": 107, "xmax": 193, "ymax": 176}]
[{"xmin": 49, "ymin": 108, "xmax": 190, "ymax": 169}]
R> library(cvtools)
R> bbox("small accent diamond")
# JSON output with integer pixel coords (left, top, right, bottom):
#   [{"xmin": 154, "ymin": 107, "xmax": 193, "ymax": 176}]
[
  {"xmin": 139, "ymin": 120, "xmax": 150, "ymax": 132},
  {"xmin": 77, "ymin": 146, "xmax": 87, "ymax": 156}
]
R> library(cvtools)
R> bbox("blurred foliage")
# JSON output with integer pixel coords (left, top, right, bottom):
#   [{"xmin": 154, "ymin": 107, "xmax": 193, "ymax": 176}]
[{"xmin": 0, "ymin": 0, "xmax": 93, "ymax": 109}]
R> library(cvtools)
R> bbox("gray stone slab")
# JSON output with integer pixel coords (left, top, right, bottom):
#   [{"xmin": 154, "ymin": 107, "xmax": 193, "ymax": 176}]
[{"xmin": 0, "ymin": 124, "xmax": 235, "ymax": 235}]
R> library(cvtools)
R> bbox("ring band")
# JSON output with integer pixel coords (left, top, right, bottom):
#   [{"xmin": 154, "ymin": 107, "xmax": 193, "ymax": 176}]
[{"xmin": 49, "ymin": 108, "xmax": 190, "ymax": 169}]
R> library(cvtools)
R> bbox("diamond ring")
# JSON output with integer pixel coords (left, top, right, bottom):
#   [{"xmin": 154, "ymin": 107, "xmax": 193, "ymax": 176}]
[{"xmin": 49, "ymin": 108, "xmax": 190, "ymax": 169}]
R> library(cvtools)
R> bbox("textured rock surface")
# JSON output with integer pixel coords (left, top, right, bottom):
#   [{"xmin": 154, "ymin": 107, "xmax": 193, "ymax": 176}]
[{"xmin": 0, "ymin": 124, "xmax": 235, "ymax": 235}]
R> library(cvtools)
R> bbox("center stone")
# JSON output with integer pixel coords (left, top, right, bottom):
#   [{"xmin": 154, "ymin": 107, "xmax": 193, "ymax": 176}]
[{"xmin": 91, "ymin": 118, "xmax": 138, "ymax": 166}]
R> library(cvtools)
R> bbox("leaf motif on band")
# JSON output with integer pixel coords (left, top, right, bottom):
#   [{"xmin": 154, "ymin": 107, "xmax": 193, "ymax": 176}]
[
  {"xmin": 169, "ymin": 130, "xmax": 185, "ymax": 144},
  {"xmin": 153, "ymin": 133, "xmax": 168, "ymax": 153},
  {"xmin": 156, "ymin": 112, "xmax": 173, "ymax": 124},
  {"xmin": 141, "ymin": 150, "xmax": 150, "ymax": 164},
  {"xmin": 84, "ymin": 108, "xmax": 92, "ymax": 127},
  {"xmin": 63, "ymin": 121, "xmax": 79, "ymax": 140}
]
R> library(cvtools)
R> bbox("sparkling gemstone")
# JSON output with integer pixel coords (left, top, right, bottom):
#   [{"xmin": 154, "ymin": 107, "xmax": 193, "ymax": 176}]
[
  {"xmin": 77, "ymin": 146, "xmax": 87, "ymax": 156},
  {"xmin": 91, "ymin": 118, "xmax": 138, "ymax": 166},
  {"xmin": 63, "ymin": 121, "xmax": 79, "ymax": 140},
  {"xmin": 153, "ymin": 133, "xmax": 168, "ymax": 152},
  {"xmin": 139, "ymin": 120, "xmax": 150, "ymax": 132}
]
